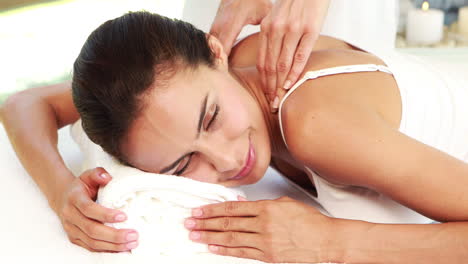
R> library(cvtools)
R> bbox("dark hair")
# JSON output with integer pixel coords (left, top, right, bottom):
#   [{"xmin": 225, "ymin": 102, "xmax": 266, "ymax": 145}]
[{"xmin": 72, "ymin": 11, "xmax": 214, "ymax": 165}]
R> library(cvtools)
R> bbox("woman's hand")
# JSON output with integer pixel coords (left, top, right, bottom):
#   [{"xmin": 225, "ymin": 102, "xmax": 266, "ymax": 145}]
[
  {"xmin": 54, "ymin": 167, "xmax": 139, "ymax": 252},
  {"xmin": 257, "ymin": 0, "xmax": 330, "ymax": 111},
  {"xmin": 184, "ymin": 196, "xmax": 335, "ymax": 263}
]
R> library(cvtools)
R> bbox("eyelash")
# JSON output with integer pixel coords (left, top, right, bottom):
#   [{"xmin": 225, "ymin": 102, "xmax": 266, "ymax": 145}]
[
  {"xmin": 174, "ymin": 105, "xmax": 220, "ymax": 176},
  {"xmin": 174, "ymin": 153, "xmax": 194, "ymax": 176},
  {"xmin": 206, "ymin": 104, "xmax": 219, "ymax": 131}
]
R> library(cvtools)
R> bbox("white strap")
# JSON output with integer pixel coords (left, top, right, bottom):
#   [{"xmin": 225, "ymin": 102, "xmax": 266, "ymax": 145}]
[
  {"xmin": 303, "ymin": 64, "xmax": 393, "ymax": 79},
  {"xmin": 278, "ymin": 64, "xmax": 393, "ymax": 148}
]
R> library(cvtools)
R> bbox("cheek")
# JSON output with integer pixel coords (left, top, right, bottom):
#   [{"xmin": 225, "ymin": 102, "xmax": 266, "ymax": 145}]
[
  {"xmin": 185, "ymin": 163, "xmax": 218, "ymax": 183},
  {"xmin": 221, "ymin": 90, "xmax": 251, "ymax": 135}
]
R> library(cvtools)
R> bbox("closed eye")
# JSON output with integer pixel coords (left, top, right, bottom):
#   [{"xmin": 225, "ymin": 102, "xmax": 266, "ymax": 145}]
[
  {"xmin": 174, "ymin": 153, "xmax": 194, "ymax": 176},
  {"xmin": 205, "ymin": 104, "xmax": 219, "ymax": 131},
  {"xmin": 174, "ymin": 105, "xmax": 219, "ymax": 176}
]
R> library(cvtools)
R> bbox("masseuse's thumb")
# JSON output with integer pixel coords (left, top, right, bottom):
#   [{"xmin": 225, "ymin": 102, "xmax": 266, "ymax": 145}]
[
  {"xmin": 210, "ymin": 19, "xmax": 245, "ymax": 56},
  {"xmin": 79, "ymin": 167, "xmax": 112, "ymax": 198}
]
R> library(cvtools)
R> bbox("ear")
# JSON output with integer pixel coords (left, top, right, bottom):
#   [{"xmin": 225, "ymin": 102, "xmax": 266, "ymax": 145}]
[{"xmin": 206, "ymin": 34, "xmax": 228, "ymax": 70}]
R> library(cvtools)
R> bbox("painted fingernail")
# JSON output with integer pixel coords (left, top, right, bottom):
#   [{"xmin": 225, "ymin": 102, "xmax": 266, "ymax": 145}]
[
  {"xmin": 190, "ymin": 231, "xmax": 201, "ymax": 240},
  {"xmin": 283, "ymin": 80, "xmax": 292, "ymax": 90},
  {"xmin": 114, "ymin": 213, "xmax": 126, "ymax": 222},
  {"xmin": 192, "ymin": 208, "xmax": 203, "ymax": 217},
  {"xmin": 209, "ymin": 245, "xmax": 219, "ymax": 252},
  {"xmin": 272, "ymin": 96, "xmax": 279, "ymax": 109},
  {"xmin": 99, "ymin": 173, "xmax": 108, "ymax": 180},
  {"xmin": 126, "ymin": 232, "xmax": 138, "ymax": 242},
  {"xmin": 237, "ymin": 195, "xmax": 248, "ymax": 201},
  {"xmin": 126, "ymin": 241, "xmax": 138, "ymax": 250},
  {"xmin": 184, "ymin": 219, "xmax": 196, "ymax": 229}
]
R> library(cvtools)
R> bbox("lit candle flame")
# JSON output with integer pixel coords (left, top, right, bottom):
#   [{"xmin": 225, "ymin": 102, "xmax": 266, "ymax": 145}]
[{"xmin": 422, "ymin": 1, "xmax": 429, "ymax": 11}]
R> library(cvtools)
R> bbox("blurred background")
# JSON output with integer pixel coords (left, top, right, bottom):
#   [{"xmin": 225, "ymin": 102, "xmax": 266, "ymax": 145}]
[
  {"xmin": 0, "ymin": 0, "xmax": 184, "ymax": 104},
  {"xmin": 0, "ymin": 0, "xmax": 467, "ymax": 106}
]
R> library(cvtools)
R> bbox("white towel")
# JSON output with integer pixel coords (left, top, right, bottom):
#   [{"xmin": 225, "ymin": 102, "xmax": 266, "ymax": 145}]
[
  {"xmin": 69, "ymin": 120, "xmax": 249, "ymax": 256},
  {"xmin": 70, "ymin": 120, "xmax": 335, "ymax": 264}
]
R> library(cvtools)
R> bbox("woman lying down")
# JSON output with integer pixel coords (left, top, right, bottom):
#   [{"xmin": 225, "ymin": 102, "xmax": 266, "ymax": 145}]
[{"xmin": 2, "ymin": 11, "xmax": 468, "ymax": 263}]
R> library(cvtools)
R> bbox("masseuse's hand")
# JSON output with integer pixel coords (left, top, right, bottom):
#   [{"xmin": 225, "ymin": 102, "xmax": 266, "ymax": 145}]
[
  {"xmin": 184, "ymin": 196, "xmax": 334, "ymax": 263},
  {"xmin": 54, "ymin": 167, "xmax": 139, "ymax": 252},
  {"xmin": 210, "ymin": 0, "xmax": 272, "ymax": 56},
  {"xmin": 258, "ymin": 0, "xmax": 330, "ymax": 111}
]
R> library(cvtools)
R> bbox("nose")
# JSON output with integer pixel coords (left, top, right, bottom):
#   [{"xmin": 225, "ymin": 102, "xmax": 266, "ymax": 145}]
[{"xmin": 197, "ymin": 140, "xmax": 242, "ymax": 174}]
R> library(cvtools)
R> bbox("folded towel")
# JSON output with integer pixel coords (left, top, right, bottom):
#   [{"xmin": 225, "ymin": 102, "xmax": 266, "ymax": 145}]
[
  {"xmin": 69, "ymin": 120, "xmax": 334, "ymax": 264},
  {"xmin": 70, "ymin": 120, "xmax": 245, "ymax": 257}
]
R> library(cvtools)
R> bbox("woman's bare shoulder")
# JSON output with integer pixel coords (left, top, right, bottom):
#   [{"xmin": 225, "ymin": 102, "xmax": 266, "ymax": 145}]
[
  {"xmin": 280, "ymin": 49, "xmax": 401, "ymax": 173},
  {"xmin": 228, "ymin": 33, "xmax": 360, "ymax": 68},
  {"xmin": 282, "ymin": 47, "xmax": 398, "ymax": 119}
]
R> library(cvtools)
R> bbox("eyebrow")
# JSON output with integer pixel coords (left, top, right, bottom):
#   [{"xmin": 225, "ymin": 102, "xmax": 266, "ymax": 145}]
[{"xmin": 159, "ymin": 92, "xmax": 209, "ymax": 174}]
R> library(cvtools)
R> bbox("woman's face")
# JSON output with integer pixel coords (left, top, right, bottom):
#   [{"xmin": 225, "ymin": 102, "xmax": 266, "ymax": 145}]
[{"xmin": 122, "ymin": 64, "xmax": 272, "ymax": 187}]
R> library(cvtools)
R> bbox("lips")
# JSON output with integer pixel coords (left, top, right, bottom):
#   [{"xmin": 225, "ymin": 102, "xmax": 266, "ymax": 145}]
[{"xmin": 229, "ymin": 139, "xmax": 256, "ymax": 181}]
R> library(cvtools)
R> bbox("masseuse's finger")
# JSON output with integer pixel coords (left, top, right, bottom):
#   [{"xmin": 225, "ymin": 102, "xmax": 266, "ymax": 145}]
[
  {"xmin": 264, "ymin": 26, "xmax": 284, "ymax": 103},
  {"xmin": 257, "ymin": 24, "xmax": 268, "ymax": 95},
  {"xmin": 192, "ymin": 201, "xmax": 259, "ymax": 218},
  {"xmin": 70, "ymin": 205, "xmax": 138, "ymax": 245},
  {"xmin": 276, "ymin": 30, "xmax": 302, "ymax": 93},
  {"xmin": 185, "ymin": 216, "xmax": 259, "ymax": 233},
  {"xmin": 73, "ymin": 192, "xmax": 127, "ymax": 223},
  {"xmin": 284, "ymin": 33, "xmax": 316, "ymax": 90},
  {"xmin": 67, "ymin": 222, "xmax": 137, "ymax": 252}
]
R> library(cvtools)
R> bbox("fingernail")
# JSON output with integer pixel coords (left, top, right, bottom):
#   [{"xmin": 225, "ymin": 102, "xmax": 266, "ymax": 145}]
[
  {"xmin": 114, "ymin": 213, "xmax": 126, "ymax": 222},
  {"xmin": 270, "ymin": 104, "xmax": 278, "ymax": 113},
  {"xmin": 184, "ymin": 219, "xmax": 196, "ymax": 229},
  {"xmin": 283, "ymin": 80, "xmax": 292, "ymax": 90},
  {"xmin": 237, "ymin": 195, "xmax": 248, "ymax": 201},
  {"xmin": 126, "ymin": 232, "xmax": 138, "ymax": 242},
  {"xmin": 126, "ymin": 241, "xmax": 138, "ymax": 250},
  {"xmin": 192, "ymin": 208, "xmax": 203, "ymax": 217},
  {"xmin": 190, "ymin": 231, "xmax": 201, "ymax": 240},
  {"xmin": 269, "ymin": 93, "xmax": 275, "ymax": 101},
  {"xmin": 209, "ymin": 245, "xmax": 219, "ymax": 252},
  {"xmin": 272, "ymin": 96, "xmax": 279, "ymax": 109},
  {"xmin": 99, "ymin": 173, "xmax": 108, "ymax": 180}
]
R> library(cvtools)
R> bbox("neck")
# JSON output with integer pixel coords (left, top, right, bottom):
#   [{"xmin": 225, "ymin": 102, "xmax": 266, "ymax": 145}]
[{"xmin": 228, "ymin": 66, "xmax": 288, "ymax": 160}]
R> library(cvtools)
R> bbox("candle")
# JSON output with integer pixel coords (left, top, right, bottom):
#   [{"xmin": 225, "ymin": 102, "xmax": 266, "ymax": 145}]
[
  {"xmin": 406, "ymin": 1, "xmax": 444, "ymax": 45},
  {"xmin": 459, "ymin": 6, "xmax": 468, "ymax": 36}
]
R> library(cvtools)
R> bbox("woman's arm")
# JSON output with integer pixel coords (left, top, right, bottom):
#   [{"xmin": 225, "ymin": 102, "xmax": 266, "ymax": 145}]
[
  {"xmin": 1, "ymin": 82, "xmax": 79, "ymax": 211},
  {"xmin": 1, "ymin": 84, "xmax": 136, "ymax": 252},
  {"xmin": 333, "ymin": 217, "xmax": 468, "ymax": 263}
]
